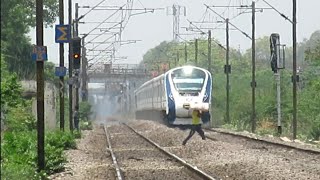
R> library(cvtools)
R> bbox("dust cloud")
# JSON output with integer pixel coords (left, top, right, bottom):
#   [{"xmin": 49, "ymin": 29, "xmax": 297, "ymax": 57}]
[{"xmin": 89, "ymin": 94, "xmax": 123, "ymax": 125}]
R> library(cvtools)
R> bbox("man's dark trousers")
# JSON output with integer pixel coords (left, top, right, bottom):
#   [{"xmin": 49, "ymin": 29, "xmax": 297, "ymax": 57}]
[{"xmin": 182, "ymin": 124, "xmax": 206, "ymax": 145}]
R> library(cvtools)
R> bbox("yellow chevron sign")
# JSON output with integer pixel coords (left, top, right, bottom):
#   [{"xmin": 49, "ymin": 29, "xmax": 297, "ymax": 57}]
[{"xmin": 55, "ymin": 24, "xmax": 70, "ymax": 43}]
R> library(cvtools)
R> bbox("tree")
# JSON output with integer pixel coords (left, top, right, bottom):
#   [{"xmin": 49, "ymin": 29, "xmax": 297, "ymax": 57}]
[
  {"xmin": 1, "ymin": 55, "xmax": 23, "ymax": 108},
  {"xmin": 305, "ymin": 30, "xmax": 320, "ymax": 65},
  {"xmin": 0, "ymin": 0, "xmax": 58, "ymax": 79}
]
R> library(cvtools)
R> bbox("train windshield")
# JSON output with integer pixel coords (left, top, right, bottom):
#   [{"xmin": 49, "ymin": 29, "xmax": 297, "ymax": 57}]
[{"xmin": 171, "ymin": 67, "xmax": 206, "ymax": 92}]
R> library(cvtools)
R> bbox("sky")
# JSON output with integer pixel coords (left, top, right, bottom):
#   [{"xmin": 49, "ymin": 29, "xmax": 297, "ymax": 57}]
[{"xmin": 28, "ymin": 0, "xmax": 320, "ymax": 66}]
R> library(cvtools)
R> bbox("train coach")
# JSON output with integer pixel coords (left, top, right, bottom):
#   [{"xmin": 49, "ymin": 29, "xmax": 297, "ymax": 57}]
[{"xmin": 134, "ymin": 65, "xmax": 212, "ymax": 125}]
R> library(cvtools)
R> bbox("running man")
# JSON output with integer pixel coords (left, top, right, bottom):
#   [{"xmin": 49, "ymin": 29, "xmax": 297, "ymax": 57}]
[{"xmin": 182, "ymin": 109, "xmax": 206, "ymax": 145}]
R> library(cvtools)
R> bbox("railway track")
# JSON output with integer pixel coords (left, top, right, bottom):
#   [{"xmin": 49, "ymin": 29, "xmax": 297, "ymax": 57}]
[
  {"xmin": 204, "ymin": 128, "xmax": 320, "ymax": 155},
  {"xmin": 103, "ymin": 123, "xmax": 220, "ymax": 180}
]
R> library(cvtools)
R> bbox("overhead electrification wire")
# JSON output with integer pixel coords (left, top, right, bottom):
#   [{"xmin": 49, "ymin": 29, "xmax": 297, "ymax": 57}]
[
  {"xmin": 205, "ymin": 4, "xmax": 251, "ymax": 40},
  {"xmin": 187, "ymin": 19, "xmax": 226, "ymax": 50},
  {"xmin": 80, "ymin": 0, "xmax": 108, "ymax": 18},
  {"xmin": 85, "ymin": 4, "xmax": 126, "ymax": 45},
  {"xmin": 261, "ymin": 0, "xmax": 293, "ymax": 23}
]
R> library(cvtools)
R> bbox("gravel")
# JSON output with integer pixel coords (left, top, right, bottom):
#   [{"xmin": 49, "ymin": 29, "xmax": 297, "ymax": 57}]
[
  {"xmin": 49, "ymin": 125, "xmax": 115, "ymax": 180},
  {"xmin": 128, "ymin": 120, "xmax": 320, "ymax": 180},
  {"xmin": 50, "ymin": 119, "xmax": 320, "ymax": 180},
  {"xmin": 108, "ymin": 124, "xmax": 202, "ymax": 180}
]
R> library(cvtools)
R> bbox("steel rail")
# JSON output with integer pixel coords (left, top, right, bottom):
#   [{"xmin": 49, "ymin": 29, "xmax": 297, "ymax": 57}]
[
  {"xmin": 103, "ymin": 125, "xmax": 124, "ymax": 180},
  {"xmin": 124, "ymin": 123, "xmax": 220, "ymax": 180},
  {"xmin": 204, "ymin": 128, "xmax": 320, "ymax": 155}
]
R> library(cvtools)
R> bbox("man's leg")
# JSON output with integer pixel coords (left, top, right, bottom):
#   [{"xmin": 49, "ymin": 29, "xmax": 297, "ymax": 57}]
[
  {"xmin": 183, "ymin": 129, "xmax": 195, "ymax": 145},
  {"xmin": 195, "ymin": 125, "xmax": 206, "ymax": 140},
  {"xmin": 74, "ymin": 118, "xmax": 79, "ymax": 130}
]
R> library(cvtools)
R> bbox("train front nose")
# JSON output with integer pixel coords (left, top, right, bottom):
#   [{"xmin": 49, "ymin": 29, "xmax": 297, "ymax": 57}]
[
  {"xmin": 175, "ymin": 96, "xmax": 210, "ymax": 118},
  {"xmin": 175, "ymin": 97, "xmax": 202, "ymax": 117}
]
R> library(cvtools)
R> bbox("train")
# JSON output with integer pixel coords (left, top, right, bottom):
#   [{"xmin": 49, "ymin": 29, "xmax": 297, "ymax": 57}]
[{"xmin": 134, "ymin": 65, "xmax": 212, "ymax": 125}]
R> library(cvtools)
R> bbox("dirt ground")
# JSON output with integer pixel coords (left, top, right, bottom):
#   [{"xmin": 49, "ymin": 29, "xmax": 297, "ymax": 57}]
[{"xmin": 48, "ymin": 124, "xmax": 115, "ymax": 180}]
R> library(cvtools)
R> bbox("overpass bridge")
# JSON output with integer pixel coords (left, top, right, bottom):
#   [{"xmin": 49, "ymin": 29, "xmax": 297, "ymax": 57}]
[
  {"xmin": 88, "ymin": 64, "xmax": 149, "ymax": 84},
  {"xmin": 87, "ymin": 64, "xmax": 151, "ymax": 113}
]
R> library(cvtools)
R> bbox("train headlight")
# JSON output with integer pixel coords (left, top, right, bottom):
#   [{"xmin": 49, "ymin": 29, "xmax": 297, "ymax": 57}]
[{"xmin": 183, "ymin": 66, "xmax": 193, "ymax": 75}]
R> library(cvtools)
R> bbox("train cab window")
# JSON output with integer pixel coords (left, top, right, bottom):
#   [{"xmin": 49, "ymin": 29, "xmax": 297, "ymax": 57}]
[{"xmin": 171, "ymin": 67, "xmax": 206, "ymax": 93}]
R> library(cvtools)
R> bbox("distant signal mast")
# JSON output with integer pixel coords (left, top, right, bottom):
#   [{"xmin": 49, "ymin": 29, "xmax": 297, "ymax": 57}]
[{"xmin": 167, "ymin": 4, "xmax": 186, "ymax": 42}]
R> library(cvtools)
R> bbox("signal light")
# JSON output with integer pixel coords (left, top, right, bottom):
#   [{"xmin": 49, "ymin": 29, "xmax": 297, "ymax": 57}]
[
  {"xmin": 72, "ymin": 37, "xmax": 81, "ymax": 69},
  {"xmin": 270, "ymin": 33, "xmax": 280, "ymax": 73}
]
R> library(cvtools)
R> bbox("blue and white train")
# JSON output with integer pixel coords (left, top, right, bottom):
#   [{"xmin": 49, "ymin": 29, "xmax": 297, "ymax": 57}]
[{"xmin": 134, "ymin": 65, "xmax": 212, "ymax": 125}]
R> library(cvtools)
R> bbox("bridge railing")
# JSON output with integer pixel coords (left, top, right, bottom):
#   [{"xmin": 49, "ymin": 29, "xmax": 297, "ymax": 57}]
[{"xmin": 88, "ymin": 63, "xmax": 148, "ymax": 76}]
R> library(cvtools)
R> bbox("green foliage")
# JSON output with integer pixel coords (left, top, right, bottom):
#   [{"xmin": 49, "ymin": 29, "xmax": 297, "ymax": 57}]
[
  {"xmin": 45, "ymin": 144, "xmax": 65, "ymax": 174},
  {"xmin": 141, "ymin": 30, "xmax": 320, "ymax": 141},
  {"xmin": 79, "ymin": 101, "xmax": 92, "ymax": 121},
  {"xmin": 0, "ymin": 75, "xmax": 23, "ymax": 108},
  {"xmin": 1, "ymin": 56, "xmax": 23, "ymax": 108},
  {"xmin": 1, "ymin": 162, "xmax": 40, "ymax": 180},
  {"xmin": 5, "ymin": 102, "xmax": 36, "ymax": 131},
  {"xmin": 73, "ymin": 130, "xmax": 82, "ymax": 139},
  {"xmin": 305, "ymin": 42, "xmax": 320, "ymax": 65},
  {"xmin": 1, "ymin": 0, "xmax": 58, "ymax": 79},
  {"xmin": 1, "ymin": 130, "xmax": 77, "ymax": 178},
  {"xmin": 45, "ymin": 61, "xmax": 58, "ymax": 83},
  {"xmin": 1, "ymin": 54, "xmax": 76, "ymax": 177},
  {"xmin": 1, "ymin": 131, "xmax": 39, "ymax": 179},
  {"xmin": 298, "ymin": 65, "xmax": 320, "ymax": 140},
  {"xmin": 78, "ymin": 101, "xmax": 93, "ymax": 130},
  {"xmin": 80, "ymin": 121, "xmax": 93, "ymax": 130},
  {"xmin": 45, "ymin": 131, "xmax": 77, "ymax": 150}
]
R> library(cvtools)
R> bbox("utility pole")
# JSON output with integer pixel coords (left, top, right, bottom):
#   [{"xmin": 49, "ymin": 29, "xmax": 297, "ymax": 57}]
[
  {"xmin": 174, "ymin": 51, "xmax": 178, "ymax": 66},
  {"xmin": 59, "ymin": 0, "xmax": 65, "ymax": 131},
  {"xmin": 208, "ymin": 30, "xmax": 212, "ymax": 73},
  {"xmin": 36, "ymin": 0, "xmax": 45, "ymax": 171},
  {"xmin": 184, "ymin": 43, "xmax": 188, "ymax": 63},
  {"xmin": 75, "ymin": 3, "xmax": 79, "ymax": 112},
  {"xmin": 292, "ymin": 0, "xmax": 297, "ymax": 139},
  {"xmin": 226, "ymin": 18, "xmax": 230, "ymax": 124},
  {"xmin": 167, "ymin": 4, "xmax": 186, "ymax": 41},
  {"xmin": 177, "ymin": 51, "xmax": 180, "ymax": 66},
  {"xmin": 81, "ymin": 36, "xmax": 88, "ymax": 102},
  {"xmin": 208, "ymin": 30, "xmax": 212, "ymax": 127},
  {"xmin": 195, "ymin": 38, "xmax": 198, "ymax": 66},
  {"xmin": 75, "ymin": 3, "xmax": 79, "ymax": 36},
  {"xmin": 68, "ymin": 0, "xmax": 73, "ymax": 131},
  {"xmin": 251, "ymin": 1, "xmax": 256, "ymax": 133},
  {"xmin": 174, "ymin": 57, "xmax": 177, "ymax": 66}
]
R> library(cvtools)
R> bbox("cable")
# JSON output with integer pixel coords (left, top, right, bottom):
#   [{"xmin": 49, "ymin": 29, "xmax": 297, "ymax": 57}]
[
  {"xmin": 261, "ymin": 0, "xmax": 293, "ymax": 24},
  {"xmin": 205, "ymin": 4, "xmax": 252, "ymax": 40},
  {"xmin": 81, "ymin": 0, "xmax": 108, "ymax": 18},
  {"xmin": 85, "ymin": 4, "xmax": 126, "ymax": 44}
]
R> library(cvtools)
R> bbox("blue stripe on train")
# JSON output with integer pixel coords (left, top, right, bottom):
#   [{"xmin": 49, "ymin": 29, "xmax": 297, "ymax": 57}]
[
  {"xmin": 165, "ymin": 74, "xmax": 176, "ymax": 123},
  {"xmin": 202, "ymin": 72, "xmax": 212, "ymax": 123}
]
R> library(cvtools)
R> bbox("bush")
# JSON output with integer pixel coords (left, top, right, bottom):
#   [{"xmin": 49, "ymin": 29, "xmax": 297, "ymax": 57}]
[
  {"xmin": 80, "ymin": 120, "xmax": 92, "ymax": 130},
  {"xmin": 1, "ymin": 162, "xmax": 40, "ymax": 180},
  {"xmin": 79, "ymin": 101, "xmax": 92, "ymax": 121},
  {"xmin": 73, "ymin": 130, "xmax": 82, "ymax": 139},
  {"xmin": 309, "ymin": 116, "xmax": 320, "ymax": 140},
  {"xmin": 5, "ymin": 102, "xmax": 36, "ymax": 131},
  {"xmin": 1, "ymin": 130, "xmax": 77, "ymax": 178},
  {"xmin": 45, "ymin": 131, "xmax": 77, "ymax": 150},
  {"xmin": 1, "ymin": 131, "xmax": 38, "ymax": 179},
  {"xmin": 45, "ymin": 145, "xmax": 65, "ymax": 174}
]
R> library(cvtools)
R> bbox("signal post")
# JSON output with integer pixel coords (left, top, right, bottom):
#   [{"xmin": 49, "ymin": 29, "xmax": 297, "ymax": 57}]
[
  {"xmin": 270, "ymin": 33, "xmax": 285, "ymax": 135},
  {"xmin": 72, "ymin": 37, "xmax": 82, "ymax": 117}
]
